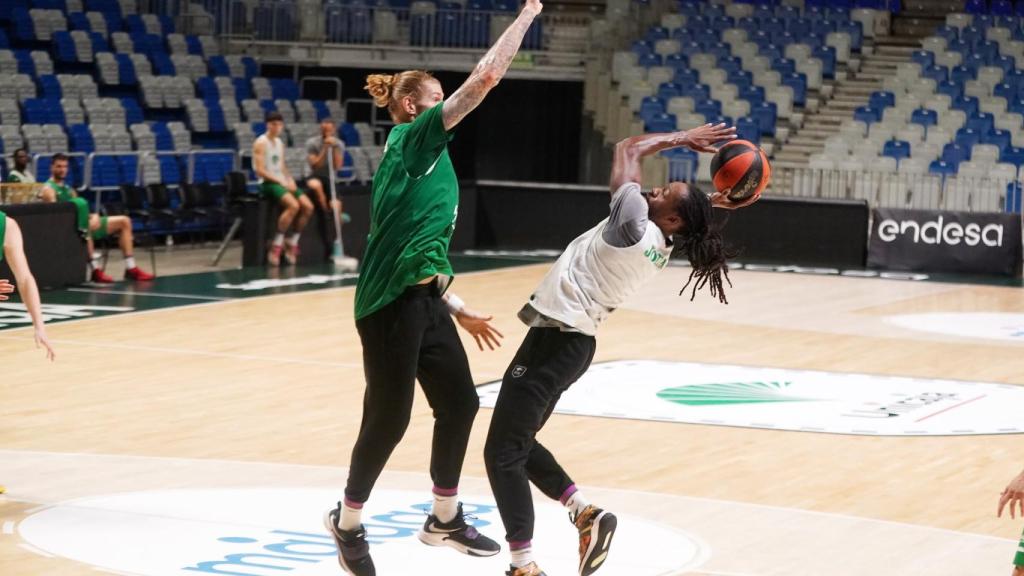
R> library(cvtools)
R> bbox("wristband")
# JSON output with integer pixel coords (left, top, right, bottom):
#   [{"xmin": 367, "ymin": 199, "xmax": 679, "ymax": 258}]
[{"xmin": 445, "ymin": 293, "xmax": 466, "ymax": 315}]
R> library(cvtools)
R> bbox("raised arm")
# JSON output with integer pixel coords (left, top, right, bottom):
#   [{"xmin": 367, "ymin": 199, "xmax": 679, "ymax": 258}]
[
  {"xmin": 441, "ymin": 0, "xmax": 543, "ymax": 131},
  {"xmin": 3, "ymin": 217, "xmax": 55, "ymax": 361},
  {"xmin": 609, "ymin": 123, "xmax": 737, "ymax": 194}
]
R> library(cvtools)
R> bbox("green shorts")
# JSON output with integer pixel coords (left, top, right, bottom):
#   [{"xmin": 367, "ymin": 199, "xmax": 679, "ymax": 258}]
[
  {"xmin": 91, "ymin": 215, "xmax": 109, "ymax": 240},
  {"xmin": 70, "ymin": 197, "xmax": 90, "ymax": 233},
  {"xmin": 260, "ymin": 182, "xmax": 305, "ymax": 201}
]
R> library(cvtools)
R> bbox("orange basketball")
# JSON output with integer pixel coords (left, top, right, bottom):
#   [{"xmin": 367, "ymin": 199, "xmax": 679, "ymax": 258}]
[{"xmin": 710, "ymin": 140, "xmax": 771, "ymax": 202}]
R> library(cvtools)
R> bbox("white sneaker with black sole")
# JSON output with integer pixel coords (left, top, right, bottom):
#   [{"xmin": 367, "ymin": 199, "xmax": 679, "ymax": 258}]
[{"xmin": 417, "ymin": 502, "xmax": 502, "ymax": 557}]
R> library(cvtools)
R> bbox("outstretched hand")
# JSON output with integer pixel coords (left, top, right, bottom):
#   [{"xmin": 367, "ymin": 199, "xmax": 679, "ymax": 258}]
[
  {"xmin": 523, "ymin": 0, "xmax": 543, "ymax": 15},
  {"xmin": 999, "ymin": 470, "xmax": 1024, "ymax": 519},
  {"xmin": 681, "ymin": 123, "xmax": 737, "ymax": 153},
  {"xmin": 455, "ymin": 308, "xmax": 504, "ymax": 351},
  {"xmin": 35, "ymin": 329, "xmax": 55, "ymax": 362},
  {"xmin": 0, "ymin": 279, "xmax": 13, "ymax": 301}
]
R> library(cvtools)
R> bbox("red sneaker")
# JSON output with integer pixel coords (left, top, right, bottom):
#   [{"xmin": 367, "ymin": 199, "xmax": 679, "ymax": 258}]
[
  {"xmin": 284, "ymin": 243, "xmax": 300, "ymax": 265},
  {"xmin": 125, "ymin": 267, "xmax": 155, "ymax": 281},
  {"xmin": 267, "ymin": 245, "xmax": 282, "ymax": 266},
  {"xmin": 91, "ymin": 268, "xmax": 115, "ymax": 283}
]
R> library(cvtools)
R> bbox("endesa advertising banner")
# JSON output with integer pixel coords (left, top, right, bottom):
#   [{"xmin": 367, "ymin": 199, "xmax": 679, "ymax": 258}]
[{"xmin": 868, "ymin": 208, "xmax": 1023, "ymax": 277}]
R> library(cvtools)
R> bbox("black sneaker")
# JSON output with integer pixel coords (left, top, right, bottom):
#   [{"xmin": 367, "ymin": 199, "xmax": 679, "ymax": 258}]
[
  {"xmin": 323, "ymin": 502, "xmax": 376, "ymax": 576},
  {"xmin": 417, "ymin": 502, "xmax": 502, "ymax": 557},
  {"xmin": 506, "ymin": 562, "xmax": 547, "ymax": 576},
  {"xmin": 573, "ymin": 505, "xmax": 617, "ymax": 576}
]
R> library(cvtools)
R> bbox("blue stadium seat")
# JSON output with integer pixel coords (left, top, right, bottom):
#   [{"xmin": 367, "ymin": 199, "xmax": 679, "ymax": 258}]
[
  {"xmin": 950, "ymin": 65, "xmax": 975, "ymax": 85},
  {"xmin": 773, "ymin": 58, "xmax": 796, "ymax": 75},
  {"xmin": 664, "ymin": 54, "xmax": 688, "ymax": 71},
  {"xmin": 994, "ymin": 83, "xmax": 1016, "ymax": 101},
  {"xmin": 942, "ymin": 142, "xmax": 970, "ymax": 164},
  {"xmin": 69, "ymin": 125, "xmax": 95, "ymax": 153},
  {"xmin": 122, "ymin": 98, "xmax": 144, "ymax": 124},
  {"xmin": 674, "ymin": 69, "xmax": 700, "ymax": 85},
  {"xmin": 911, "ymin": 108, "xmax": 938, "ymax": 128},
  {"xmin": 952, "ymin": 96, "xmax": 980, "ymax": 116},
  {"xmin": 955, "ymin": 127, "xmax": 982, "ymax": 149},
  {"xmin": 967, "ymin": 112, "xmax": 994, "ymax": 133},
  {"xmin": 922, "ymin": 65, "xmax": 948, "ymax": 83},
  {"xmin": 930, "ymin": 159, "xmax": 959, "ymax": 176},
  {"xmin": 645, "ymin": 112, "xmax": 677, "ymax": 133},
  {"xmin": 340, "ymin": 122, "xmax": 361, "ymax": 146},
  {"xmin": 869, "ymin": 91, "xmax": 895, "ymax": 110},
  {"xmin": 638, "ymin": 53, "xmax": 663, "ymax": 67},
  {"xmin": 813, "ymin": 46, "xmax": 837, "ymax": 78},
  {"xmin": 1001, "ymin": 146, "xmax": 1024, "ymax": 167},
  {"xmin": 695, "ymin": 99, "xmax": 722, "ymax": 119},
  {"xmin": 657, "ymin": 83, "xmax": 683, "ymax": 100},
  {"xmin": 735, "ymin": 116, "xmax": 761, "ymax": 144},
  {"xmin": 911, "ymin": 50, "xmax": 934, "ymax": 69},
  {"xmin": 936, "ymin": 80, "xmax": 962, "ymax": 100},
  {"xmin": 684, "ymin": 84, "xmax": 710, "ymax": 101},
  {"xmin": 751, "ymin": 101, "xmax": 777, "ymax": 136},
  {"xmin": 854, "ymin": 106, "xmax": 881, "ymax": 125},
  {"xmin": 639, "ymin": 96, "xmax": 666, "ymax": 122},
  {"xmin": 883, "ymin": 140, "xmax": 911, "ymax": 162},
  {"xmin": 782, "ymin": 72, "xmax": 807, "ymax": 106},
  {"xmin": 964, "ymin": 0, "xmax": 987, "ymax": 15},
  {"xmin": 983, "ymin": 129, "xmax": 1012, "ymax": 152},
  {"xmin": 993, "ymin": 54, "xmax": 1016, "ymax": 75}
]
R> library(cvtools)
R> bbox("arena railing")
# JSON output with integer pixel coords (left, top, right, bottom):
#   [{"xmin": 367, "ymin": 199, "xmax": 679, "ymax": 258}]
[{"xmin": 666, "ymin": 159, "xmax": 1024, "ymax": 213}]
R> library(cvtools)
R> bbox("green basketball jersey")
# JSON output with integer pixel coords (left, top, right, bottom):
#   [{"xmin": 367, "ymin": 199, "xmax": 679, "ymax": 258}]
[
  {"xmin": 45, "ymin": 178, "xmax": 74, "ymax": 202},
  {"xmin": 354, "ymin": 101, "xmax": 458, "ymax": 320},
  {"xmin": 0, "ymin": 210, "xmax": 6, "ymax": 264}
]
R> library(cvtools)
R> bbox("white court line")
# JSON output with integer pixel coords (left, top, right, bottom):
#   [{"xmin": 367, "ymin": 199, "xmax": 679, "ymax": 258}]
[
  {"xmin": 66, "ymin": 288, "xmax": 228, "ymax": 301},
  {"xmin": 0, "ymin": 262, "xmax": 544, "ymax": 335}
]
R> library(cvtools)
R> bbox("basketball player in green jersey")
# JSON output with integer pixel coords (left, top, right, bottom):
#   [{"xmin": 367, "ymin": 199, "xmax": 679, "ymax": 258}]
[
  {"xmin": 322, "ymin": 0, "xmax": 543, "ymax": 574},
  {"xmin": 999, "ymin": 468, "xmax": 1024, "ymax": 575},
  {"xmin": 254, "ymin": 111, "xmax": 314, "ymax": 266},
  {"xmin": 40, "ymin": 153, "xmax": 154, "ymax": 283},
  {"xmin": 0, "ymin": 208, "xmax": 56, "ymax": 495}
]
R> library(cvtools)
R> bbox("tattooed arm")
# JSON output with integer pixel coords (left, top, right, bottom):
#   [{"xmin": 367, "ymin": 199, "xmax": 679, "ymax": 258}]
[{"xmin": 442, "ymin": 0, "xmax": 543, "ymax": 131}]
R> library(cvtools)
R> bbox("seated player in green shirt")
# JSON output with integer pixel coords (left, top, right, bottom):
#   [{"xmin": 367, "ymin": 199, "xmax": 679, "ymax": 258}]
[
  {"xmin": 253, "ymin": 111, "xmax": 314, "ymax": 266},
  {"xmin": 40, "ymin": 153, "xmax": 154, "ymax": 283}
]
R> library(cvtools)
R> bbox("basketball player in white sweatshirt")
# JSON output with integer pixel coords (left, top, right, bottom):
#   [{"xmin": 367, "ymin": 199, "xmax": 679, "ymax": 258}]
[{"xmin": 483, "ymin": 123, "xmax": 758, "ymax": 576}]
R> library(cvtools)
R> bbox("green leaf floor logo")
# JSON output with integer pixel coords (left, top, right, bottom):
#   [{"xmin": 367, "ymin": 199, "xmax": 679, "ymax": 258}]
[{"xmin": 657, "ymin": 381, "xmax": 818, "ymax": 406}]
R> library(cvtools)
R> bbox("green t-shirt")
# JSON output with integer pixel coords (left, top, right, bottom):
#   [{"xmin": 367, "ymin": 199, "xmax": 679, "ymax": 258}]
[
  {"xmin": 45, "ymin": 178, "xmax": 74, "ymax": 202},
  {"xmin": 354, "ymin": 101, "xmax": 458, "ymax": 320},
  {"xmin": 0, "ymin": 210, "xmax": 6, "ymax": 263}
]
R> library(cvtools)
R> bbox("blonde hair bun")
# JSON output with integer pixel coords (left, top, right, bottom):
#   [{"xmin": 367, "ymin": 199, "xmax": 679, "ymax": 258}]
[{"xmin": 365, "ymin": 74, "xmax": 396, "ymax": 108}]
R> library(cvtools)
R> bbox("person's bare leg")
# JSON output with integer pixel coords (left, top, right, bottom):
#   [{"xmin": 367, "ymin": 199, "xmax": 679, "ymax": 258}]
[{"xmin": 294, "ymin": 194, "xmax": 314, "ymax": 234}]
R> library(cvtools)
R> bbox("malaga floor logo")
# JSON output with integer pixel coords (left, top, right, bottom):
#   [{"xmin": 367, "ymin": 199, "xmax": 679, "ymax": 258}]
[
  {"xmin": 16, "ymin": 487, "xmax": 703, "ymax": 576},
  {"xmin": 477, "ymin": 360, "xmax": 1024, "ymax": 436}
]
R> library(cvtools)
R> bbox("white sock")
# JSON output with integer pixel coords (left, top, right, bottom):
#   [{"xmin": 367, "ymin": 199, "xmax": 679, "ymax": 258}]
[
  {"xmin": 90, "ymin": 254, "xmax": 102, "ymax": 270},
  {"xmin": 288, "ymin": 232, "xmax": 301, "ymax": 246},
  {"xmin": 510, "ymin": 545, "xmax": 534, "ymax": 569},
  {"xmin": 431, "ymin": 493, "xmax": 458, "ymax": 523},
  {"xmin": 339, "ymin": 501, "xmax": 363, "ymax": 531},
  {"xmin": 565, "ymin": 491, "xmax": 591, "ymax": 519},
  {"xmin": 272, "ymin": 233, "xmax": 285, "ymax": 247},
  {"xmin": 124, "ymin": 256, "xmax": 136, "ymax": 270}
]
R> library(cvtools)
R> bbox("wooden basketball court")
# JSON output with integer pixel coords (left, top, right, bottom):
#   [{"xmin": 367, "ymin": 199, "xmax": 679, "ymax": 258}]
[{"xmin": 2, "ymin": 257, "xmax": 1023, "ymax": 575}]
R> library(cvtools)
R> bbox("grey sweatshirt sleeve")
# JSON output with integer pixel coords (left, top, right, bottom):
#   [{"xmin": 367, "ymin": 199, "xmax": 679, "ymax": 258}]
[{"xmin": 603, "ymin": 182, "xmax": 649, "ymax": 248}]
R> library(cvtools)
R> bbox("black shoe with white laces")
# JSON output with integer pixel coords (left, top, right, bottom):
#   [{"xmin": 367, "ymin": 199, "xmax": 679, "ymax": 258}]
[
  {"xmin": 323, "ymin": 502, "xmax": 376, "ymax": 576},
  {"xmin": 417, "ymin": 503, "xmax": 502, "ymax": 557}
]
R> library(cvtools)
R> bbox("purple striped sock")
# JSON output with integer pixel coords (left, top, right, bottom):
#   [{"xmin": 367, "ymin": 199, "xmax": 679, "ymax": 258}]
[
  {"xmin": 560, "ymin": 484, "xmax": 578, "ymax": 505},
  {"xmin": 433, "ymin": 485, "xmax": 458, "ymax": 497},
  {"xmin": 509, "ymin": 539, "xmax": 532, "ymax": 551}
]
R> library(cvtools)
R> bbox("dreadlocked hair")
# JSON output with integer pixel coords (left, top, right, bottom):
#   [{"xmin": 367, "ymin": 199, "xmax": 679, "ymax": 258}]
[{"xmin": 674, "ymin": 184, "xmax": 737, "ymax": 304}]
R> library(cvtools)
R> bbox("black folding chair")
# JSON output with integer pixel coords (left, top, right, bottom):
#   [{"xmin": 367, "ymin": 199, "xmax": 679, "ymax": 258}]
[{"xmin": 212, "ymin": 171, "xmax": 257, "ymax": 265}]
